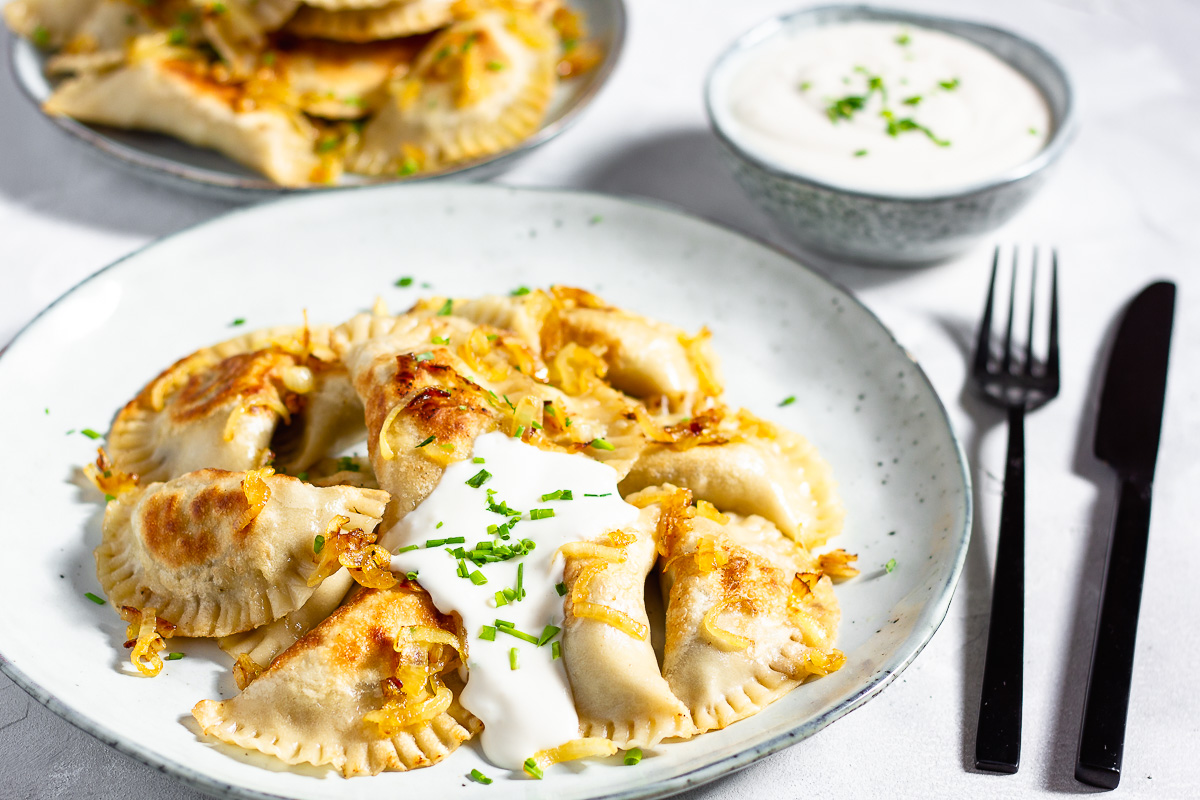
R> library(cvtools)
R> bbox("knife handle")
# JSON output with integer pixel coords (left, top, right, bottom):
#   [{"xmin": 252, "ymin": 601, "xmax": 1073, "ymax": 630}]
[
  {"xmin": 974, "ymin": 406, "xmax": 1024, "ymax": 773},
  {"xmin": 1076, "ymin": 476, "xmax": 1153, "ymax": 790}
]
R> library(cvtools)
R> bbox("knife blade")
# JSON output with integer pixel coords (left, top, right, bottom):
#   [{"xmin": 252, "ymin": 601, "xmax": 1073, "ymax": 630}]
[{"xmin": 1076, "ymin": 281, "xmax": 1176, "ymax": 790}]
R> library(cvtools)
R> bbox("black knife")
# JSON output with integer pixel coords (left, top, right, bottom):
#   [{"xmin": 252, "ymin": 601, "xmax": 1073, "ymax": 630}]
[{"xmin": 1076, "ymin": 281, "xmax": 1176, "ymax": 790}]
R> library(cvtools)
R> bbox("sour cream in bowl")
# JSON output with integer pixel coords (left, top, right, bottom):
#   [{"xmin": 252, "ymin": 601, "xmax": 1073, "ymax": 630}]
[{"xmin": 706, "ymin": 6, "xmax": 1076, "ymax": 266}]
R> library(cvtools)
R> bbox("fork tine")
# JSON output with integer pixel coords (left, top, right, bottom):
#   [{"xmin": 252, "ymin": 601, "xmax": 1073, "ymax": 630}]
[
  {"xmin": 1001, "ymin": 248, "xmax": 1018, "ymax": 374},
  {"xmin": 1046, "ymin": 250, "xmax": 1060, "ymax": 384},
  {"xmin": 973, "ymin": 247, "xmax": 1000, "ymax": 375},
  {"xmin": 1025, "ymin": 247, "xmax": 1038, "ymax": 376}
]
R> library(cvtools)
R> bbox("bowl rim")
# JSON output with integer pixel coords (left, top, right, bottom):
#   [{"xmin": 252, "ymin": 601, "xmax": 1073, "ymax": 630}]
[
  {"xmin": 6, "ymin": 0, "xmax": 627, "ymax": 195},
  {"xmin": 703, "ymin": 3, "xmax": 1078, "ymax": 203}
]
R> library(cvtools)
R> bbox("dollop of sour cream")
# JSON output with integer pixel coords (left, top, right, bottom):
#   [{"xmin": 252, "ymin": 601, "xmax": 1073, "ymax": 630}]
[
  {"xmin": 386, "ymin": 432, "xmax": 639, "ymax": 771},
  {"xmin": 713, "ymin": 21, "xmax": 1051, "ymax": 194}
]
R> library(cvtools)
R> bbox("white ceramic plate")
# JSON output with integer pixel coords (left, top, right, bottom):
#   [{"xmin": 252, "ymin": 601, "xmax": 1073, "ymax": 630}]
[
  {"xmin": 0, "ymin": 185, "xmax": 970, "ymax": 800},
  {"xmin": 8, "ymin": 0, "xmax": 625, "ymax": 200}
]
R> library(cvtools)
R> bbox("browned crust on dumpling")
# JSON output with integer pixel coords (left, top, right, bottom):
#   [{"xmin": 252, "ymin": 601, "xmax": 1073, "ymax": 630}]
[{"xmin": 193, "ymin": 584, "xmax": 479, "ymax": 777}]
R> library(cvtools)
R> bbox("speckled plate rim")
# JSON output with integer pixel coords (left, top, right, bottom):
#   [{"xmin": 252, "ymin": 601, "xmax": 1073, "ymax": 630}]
[
  {"xmin": 0, "ymin": 184, "xmax": 972, "ymax": 800},
  {"xmin": 5, "ymin": 0, "xmax": 626, "ymax": 198},
  {"xmin": 704, "ymin": 3, "xmax": 1078, "ymax": 203}
]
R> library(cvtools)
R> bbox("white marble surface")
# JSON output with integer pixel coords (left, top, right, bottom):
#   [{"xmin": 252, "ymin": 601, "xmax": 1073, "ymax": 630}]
[{"xmin": 2, "ymin": 0, "xmax": 1198, "ymax": 797}]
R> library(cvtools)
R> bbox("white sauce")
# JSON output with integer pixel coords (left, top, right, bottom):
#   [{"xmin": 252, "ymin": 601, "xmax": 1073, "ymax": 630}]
[
  {"xmin": 714, "ymin": 21, "xmax": 1051, "ymax": 194},
  {"xmin": 385, "ymin": 432, "xmax": 640, "ymax": 771}
]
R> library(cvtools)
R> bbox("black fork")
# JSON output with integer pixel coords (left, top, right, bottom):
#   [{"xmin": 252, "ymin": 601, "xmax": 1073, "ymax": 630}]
[{"xmin": 971, "ymin": 246, "xmax": 1061, "ymax": 773}]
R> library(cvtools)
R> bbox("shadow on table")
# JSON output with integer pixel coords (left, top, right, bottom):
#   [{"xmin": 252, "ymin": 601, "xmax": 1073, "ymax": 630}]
[
  {"xmin": 0, "ymin": 36, "xmax": 238, "ymax": 238},
  {"xmin": 573, "ymin": 127, "xmax": 938, "ymax": 295},
  {"xmin": 1041, "ymin": 309, "xmax": 1125, "ymax": 794}
]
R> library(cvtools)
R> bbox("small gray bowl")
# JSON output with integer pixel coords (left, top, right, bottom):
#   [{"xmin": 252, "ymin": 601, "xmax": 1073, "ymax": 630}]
[{"xmin": 705, "ymin": 5, "xmax": 1076, "ymax": 267}]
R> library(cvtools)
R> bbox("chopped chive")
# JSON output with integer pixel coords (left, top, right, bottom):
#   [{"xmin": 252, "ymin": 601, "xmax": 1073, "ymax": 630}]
[
  {"xmin": 530, "ymin": 420, "xmax": 543, "ymax": 430},
  {"xmin": 473, "ymin": 456, "xmax": 486, "ymax": 463},
  {"xmin": 516, "ymin": 563, "xmax": 525, "ymax": 600},
  {"xmin": 854, "ymin": 149, "xmax": 868, "ymax": 157},
  {"xmin": 396, "ymin": 276, "xmax": 414, "ymax": 287},
  {"xmin": 479, "ymin": 625, "xmax": 496, "ymax": 641},
  {"xmin": 502, "ymin": 587, "xmax": 517, "ymax": 602},
  {"xmin": 495, "ymin": 619, "xmax": 515, "ymax": 629},
  {"xmin": 469, "ymin": 570, "xmax": 488, "ymax": 585},
  {"xmin": 495, "ymin": 591, "xmax": 509, "ymax": 607},
  {"xmin": 313, "ymin": 535, "xmax": 325, "ymax": 554},
  {"xmin": 588, "ymin": 215, "xmax": 603, "ymax": 225},
  {"xmin": 165, "ymin": 652, "xmax": 185, "ymax": 661},
  {"xmin": 337, "ymin": 456, "xmax": 361, "ymax": 472},
  {"xmin": 779, "ymin": 396, "xmax": 796, "ymax": 407},
  {"xmin": 555, "ymin": 582, "xmax": 567, "ymax": 596},
  {"xmin": 230, "ymin": 317, "xmax": 245, "ymax": 327},
  {"xmin": 445, "ymin": 536, "xmax": 466, "ymax": 544},
  {"xmin": 511, "ymin": 286, "xmax": 531, "ymax": 296},
  {"xmin": 589, "ymin": 438, "xmax": 615, "ymax": 451},
  {"xmin": 529, "ymin": 508, "xmax": 555, "ymax": 521},
  {"xmin": 395, "ymin": 544, "xmax": 419, "ymax": 553},
  {"xmin": 415, "ymin": 435, "xmax": 436, "ymax": 448},
  {"xmin": 902, "ymin": 95, "xmax": 922, "ymax": 106},
  {"xmin": 510, "ymin": 648, "xmax": 520, "ymax": 670},
  {"xmin": 436, "ymin": 521, "xmax": 444, "ymax": 529},
  {"xmin": 425, "ymin": 538, "xmax": 447, "ymax": 548},
  {"xmin": 884, "ymin": 558, "xmax": 897, "ymax": 573},
  {"xmin": 457, "ymin": 559, "xmax": 469, "ymax": 578},
  {"xmin": 397, "ymin": 157, "xmax": 419, "ymax": 177},
  {"xmin": 939, "ymin": 78, "xmax": 960, "ymax": 91},
  {"xmin": 538, "ymin": 625, "xmax": 560, "ymax": 646},
  {"xmin": 583, "ymin": 493, "xmax": 612, "ymax": 498},
  {"xmin": 551, "ymin": 640, "xmax": 561, "ymax": 660},
  {"xmin": 414, "ymin": 351, "xmax": 434, "ymax": 362},
  {"xmin": 486, "ymin": 60, "xmax": 505, "ymax": 71},
  {"xmin": 31, "ymin": 24, "xmax": 50, "ymax": 47},
  {"xmin": 104, "ymin": 494, "xmax": 116, "ymax": 503},
  {"xmin": 503, "ymin": 395, "xmax": 516, "ymax": 410},
  {"xmin": 895, "ymin": 32, "xmax": 910, "ymax": 45},
  {"xmin": 540, "ymin": 489, "xmax": 573, "ymax": 501},
  {"xmin": 466, "ymin": 469, "xmax": 492, "ymax": 488},
  {"xmin": 296, "ymin": 471, "xmax": 309, "ymax": 481},
  {"xmin": 436, "ymin": 298, "xmax": 453, "ymax": 316},
  {"xmin": 81, "ymin": 428, "xmax": 102, "ymax": 440},
  {"xmin": 1029, "ymin": 127, "xmax": 1038, "ymax": 135},
  {"xmin": 564, "ymin": 417, "xmax": 573, "ymax": 427},
  {"xmin": 405, "ymin": 571, "xmax": 419, "ymax": 580},
  {"xmin": 798, "ymin": 80, "xmax": 812, "ymax": 91},
  {"xmin": 431, "ymin": 335, "xmax": 449, "ymax": 345},
  {"xmin": 514, "ymin": 426, "xmax": 525, "ymax": 439},
  {"xmin": 469, "ymin": 768, "xmax": 493, "ymax": 785},
  {"xmin": 84, "ymin": 592, "xmax": 106, "ymax": 605}
]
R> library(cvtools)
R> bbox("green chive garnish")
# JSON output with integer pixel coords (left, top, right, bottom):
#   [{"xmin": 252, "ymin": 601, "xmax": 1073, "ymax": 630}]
[
  {"xmin": 511, "ymin": 286, "xmax": 531, "ymax": 296},
  {"xmin": 81, "ymin": 428, "xmax": 102, "ymax": 440},
  {"xmin": 405, "ymin": 571, "xmax": 419, "ymax": 580},
  {"xmin": 431, "ymin": 335, "xmax": 449, "ymax": 345},
  {"xmin": 779, "ymin": 396, "xmax": 796, "ymax": 407},
  {"xmin": 313, "ymin": 535, "xmax": 325, "ymax": 553},
  {"xmin": 473, "ymin": 456, "xmax": 486, "ymax": 463},
  {"xmin": 495, "ymin": 619, "xmax": 515, "ymax": 628},
  {"xmin": 396, "ymin": 276, "xmax": 414, "ymax": 287},
  {"xmin": 85, "ymin": 592, "xmax": 106, "ymax": 605},
  {"xmin": 396, "ymin": 544, "xmax": 419, "ymax": 553},
  {"xmin": 470, "ymin": 570, "xmax": 488, "ymax": 585},
  {"xmin": 528, "ymin": 508, "xmax": 554, "ymax": 521},
  {"xmin": 510, "ymin": 648, "xmax": 520, "ymax": 671},
  {"xmin": 416, "ymin": 435, "xmax": 436, "ymax": 448},
  {"xmin": 104, "ymin": 494, "xmax": 116, "ymax": 503},
  {"xmin": 436, "ymin": 298, "xmax": 453, "ymax": 316},
  {"xmin": 885, "ymin": 558, "xmax": 897, "ymax": 573},
  {"xmin": 589, "ymin": 438, "xmax": 614, "ymax": 451},
  {"xmin": 939, "ymin": 78, "xmax": 960, "ymax": 91},
  {"xmin": 624, "ymin": 747, "xmax": 643, "ymax": 765},
  {"xmin": 514, "ymin": 425, "xmax": 525, "ymax": 439},
  {"xmin": 551, "ymin": 640, "xmax": 562, "ymax": 660},
  {"xmin": 538, "ymin": 625, "xmax": 560, "ymax": 646},
  {"xmin": 540, "ymin": 489, "xmax": 573, "ymax": 501},
  {"xmin": 470, "ymin": 768, "xmax": 493, "ymax": 784},
  {"xmin": 486, "ymin": 60, "xmax": 505, "ymax": 71},
  {"xmin": 523, "ymin": 757, "xmax": 542, "ymax": 778},
  {"xmin": 555, "ymin": 582, "xmax": 567, "ymax": 596},
  {"xmin": 480, "ymin": 625, "xmax": 496, "ymax": 641},
  {"xmin": 583, "ymin": 493, "xmax": 611, "ymax": 498},
  {"xmin": 466, "ymin": 469, "xmax": 492, "ymax": 488},
  {"xmin": 337, "ymin": 456, "xmax": 361, "ymax": 472},
  {"xmin": 495, "ymin": 591, "xmax": 509, "ymax": 607},
  {"xmin": 296, "ymin": 471, "xmax": 309, "ymax": 481},
  {"xmin": 415, "ymin": 351, "xmax": 434, "ymax": 362},
  {"xmin": 588, "ymin": 215, "xmax": 603, "ymax": 225},
  {"xmin": 854, "ymin": 149, "xmax": 868, "ymax": 158},
  {"xmin": 166, "ymin": 652, "xmax": 185, "ymax": 661},
  {"xmin": 445, "ymin": 536, "xmax": 465, "ymax": 544},
  {"xmin": 230, "ymin": 317, "xmax": 245, "ymax": 327},
  {"xmin": 516, "ymin": 563, "xmax": 525, "ymax": 599}
]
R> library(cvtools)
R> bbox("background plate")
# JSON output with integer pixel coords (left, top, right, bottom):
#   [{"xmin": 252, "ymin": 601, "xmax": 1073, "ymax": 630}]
[
  {"xmin": 8, "ymin": 0, "xmax": 624, "ymax": 200},
  {"xmin": 0, "ymin": 184, "xmax": 970, "ymax": 799}
]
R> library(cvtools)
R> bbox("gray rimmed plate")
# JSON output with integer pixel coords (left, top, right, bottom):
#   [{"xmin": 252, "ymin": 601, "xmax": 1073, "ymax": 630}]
[
  {"xmin": 7, "ymin": 0, "xmax": 624, "ymax": 200},
  {"xmin": 0, "ymin": 184, "xmax": 970, "ymax": 799}
]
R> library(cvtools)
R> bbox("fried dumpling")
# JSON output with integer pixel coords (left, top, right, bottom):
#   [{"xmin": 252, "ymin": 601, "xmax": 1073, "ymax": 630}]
[
  {"xmin": 653, "ymin": 486, "xmax": 843, "ymax": 734},
  {"xmin": 197, "ymin": 0, "xmax": 301, "ymax": 77},
  {"xmin": 106, "ymin": 324, "xmax": 356, "ymax": 482},
  {"xmin": 193, "ymin": 583, "xmax": 481, "ymax": 777},
  {"xmin": 621, "ymin": 408, "xmax": 844, "ymax": 549},
  {"xmin": 43, "ymin": 46, "xmax": 321, "ymax": 186},
  {"xmin": 268, "ymin": 37, "xmax": 422, "ymax": 119},
  {"xmin": 348, "ymin": 9, "xmax": 555, "ymax": 175},
  {"xmin": 3, "ymin": 0, "xmax": 101, "ymax": 48},
  {"xmin": 41, "ymin": 0, "xmax": 157, "ymax": 75},
  {"xmin": 96, "ymin": 468, "xmax": 390, "ymax": 637},
  {"xmin": 560, "ymin": 505, "xmax": 694, "ymax": 748},
  {"xmin": 285, "ymin": 0, "xmax": 453, "ymax": 42}
]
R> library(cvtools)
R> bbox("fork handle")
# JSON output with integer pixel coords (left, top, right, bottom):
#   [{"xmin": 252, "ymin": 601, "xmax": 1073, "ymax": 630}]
[
  {"xmin": 975, "ymin": 405, "xmax": 1025, "ymax": 773},
  {"xmin": 1075, "ymin": 476, "xmax": 1153, "ymax": 790}
]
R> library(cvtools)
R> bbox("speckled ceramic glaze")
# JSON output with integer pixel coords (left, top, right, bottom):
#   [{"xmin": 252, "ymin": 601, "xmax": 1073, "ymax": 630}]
[
  {"xmin": 706, "ymin": 5, "xmax": 1076, "ymax": 267},
  {"xmin": 7, "ymin": 0, "xmax": 625, "ymax": 200},
  {"xmin": 0, "ymin": 185, "xmax": 970, "ymax": 800}
]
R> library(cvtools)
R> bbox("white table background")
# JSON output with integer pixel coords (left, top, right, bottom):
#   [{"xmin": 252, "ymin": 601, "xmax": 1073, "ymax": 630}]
[{"xmin": 2, "ymin": 0, "xmax": 1198, "ymax": 797}]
